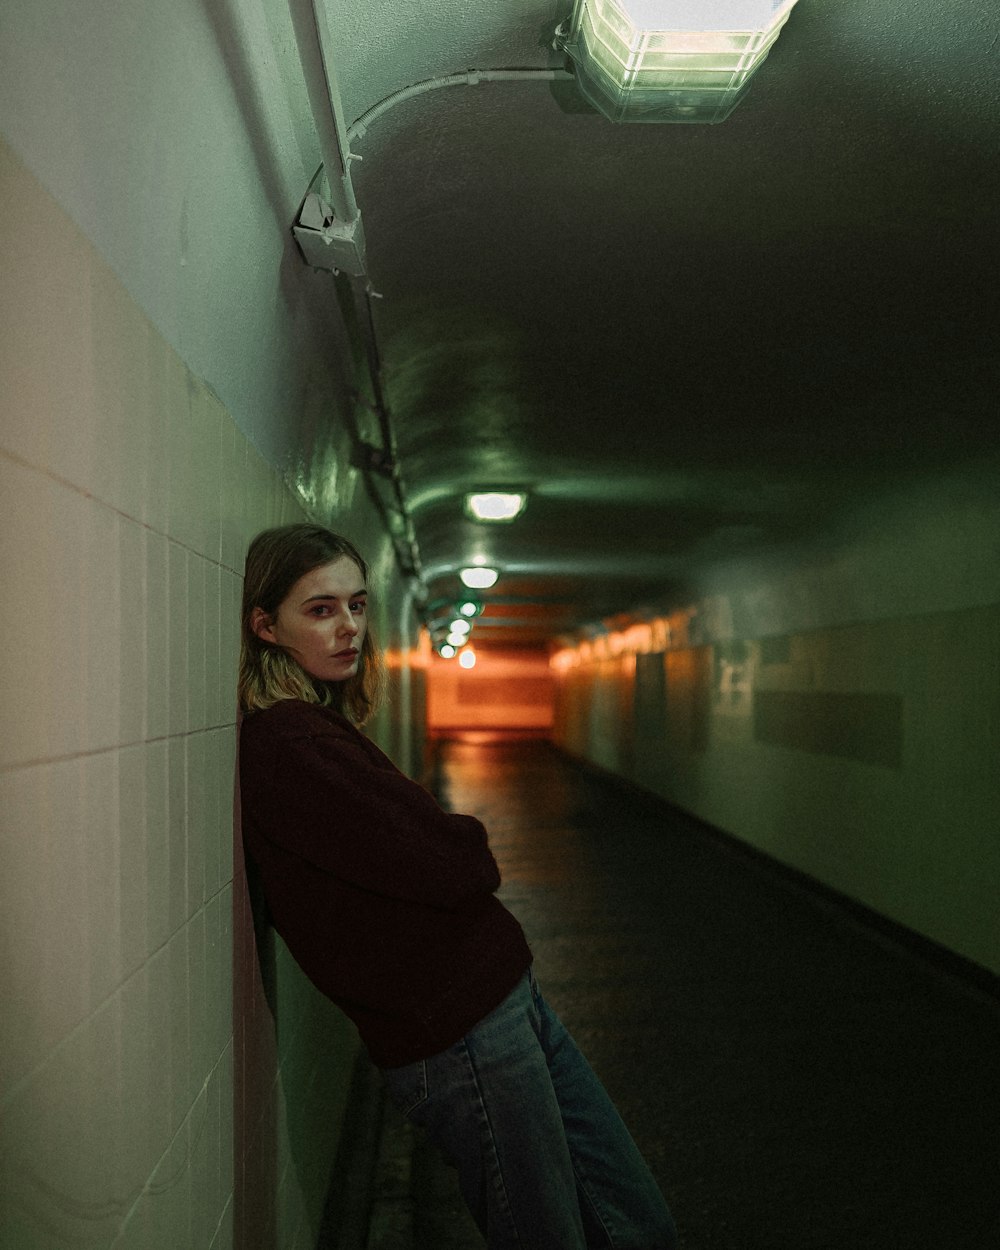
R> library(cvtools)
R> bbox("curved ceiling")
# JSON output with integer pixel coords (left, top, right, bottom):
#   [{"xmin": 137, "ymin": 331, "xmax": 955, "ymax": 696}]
[{"xmin": 337, "ymin": 0, "xmax": 998, "ymax": 647}]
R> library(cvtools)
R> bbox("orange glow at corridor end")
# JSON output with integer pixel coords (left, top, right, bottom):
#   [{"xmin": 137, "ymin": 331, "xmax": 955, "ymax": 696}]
[{"xmin": 427, "ymin": 646, "xmax": 555, "ymax": 734}]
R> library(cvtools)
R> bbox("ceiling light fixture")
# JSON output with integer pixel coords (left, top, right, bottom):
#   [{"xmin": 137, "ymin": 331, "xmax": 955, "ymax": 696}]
[
  {"xmin": 460, "ymin": 567, "xmax": 500, "ymax": 589},
  {"xmin": 459, "ymin": 650, "xmax": 477, "ymax": 670},
  {"xmin": 558, "ymin": 0, "xmax": 801, "ymax": 124},
  {"xmin": 440, "ymin": 644, "xmax": 457, "ymax": 659},
  {"xmin": 459, "ymin": 600, "xmax": 481, "ymax": 617},
  {"xmin": 466, "ymin": 492, "xmax": 527, "ymax": 522}
]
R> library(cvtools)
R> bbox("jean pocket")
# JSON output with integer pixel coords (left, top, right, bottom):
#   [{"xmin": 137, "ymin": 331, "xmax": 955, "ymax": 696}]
[{"xmin": 382, "ymin": 1059, "xmax": 429, "ymax": 1117}]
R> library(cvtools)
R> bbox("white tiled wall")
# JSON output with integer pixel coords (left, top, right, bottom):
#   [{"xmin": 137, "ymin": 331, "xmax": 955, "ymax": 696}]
[{"xmin": 0, "ymin": 137, "xmax": 317, "ymax": 1247}]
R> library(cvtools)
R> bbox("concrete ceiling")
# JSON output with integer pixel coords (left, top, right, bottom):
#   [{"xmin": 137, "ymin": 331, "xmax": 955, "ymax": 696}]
[{"xmin": 338, "ymin": 0, "xmax": 998, "ymax": 647}]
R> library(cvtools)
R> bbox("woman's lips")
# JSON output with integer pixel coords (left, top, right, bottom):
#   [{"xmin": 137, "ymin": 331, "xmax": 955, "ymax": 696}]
[{"xmin": 333, "ymin": 648, "xmax": 358, "ymax": 658}]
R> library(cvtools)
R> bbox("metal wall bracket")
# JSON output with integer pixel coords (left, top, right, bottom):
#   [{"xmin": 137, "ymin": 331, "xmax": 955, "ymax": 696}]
[{"xmin": 293, "ymin": 192, "xmax": 367, "ymax": 276}]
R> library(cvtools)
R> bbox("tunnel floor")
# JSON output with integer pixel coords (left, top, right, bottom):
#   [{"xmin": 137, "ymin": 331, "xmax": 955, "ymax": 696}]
[{"xmin": 362, "ymin": 735, "xmax": 1000, "ymax": 1250}]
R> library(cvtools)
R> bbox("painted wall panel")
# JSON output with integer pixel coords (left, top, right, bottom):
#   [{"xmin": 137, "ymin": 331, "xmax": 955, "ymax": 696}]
[{"xmin": 753, "ymin": 690, "xmax": 903, "ymax": 768}]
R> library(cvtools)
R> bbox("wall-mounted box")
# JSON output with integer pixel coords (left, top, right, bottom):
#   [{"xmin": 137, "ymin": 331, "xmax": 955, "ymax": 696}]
[{"xmin": 293, "ymin": 192, "xmax": 367, "ymax": 275}]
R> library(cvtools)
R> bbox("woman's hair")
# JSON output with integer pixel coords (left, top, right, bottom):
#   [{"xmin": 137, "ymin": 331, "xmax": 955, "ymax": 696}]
[{"xmin": 238, "ymin": 524, "xmax": 385, "ymax": 723}]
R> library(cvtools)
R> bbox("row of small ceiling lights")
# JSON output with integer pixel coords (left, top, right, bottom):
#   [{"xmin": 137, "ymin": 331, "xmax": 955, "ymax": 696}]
[{"xmin": 436, "ymin": 492, "xmax": 527, "ymax": 665}]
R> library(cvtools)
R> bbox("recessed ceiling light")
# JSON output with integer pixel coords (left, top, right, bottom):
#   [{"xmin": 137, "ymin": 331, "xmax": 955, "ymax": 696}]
[
  {"xmin": 465, "ymin": 492, "xmax": 526, "ymax": 522},
  {"xmin": 460, "ymin": 567, "xmax": 499, "ymax": 589},
  {"xmin": 459, "ymin": 650, "xmax": 477, "ymax": 669}
]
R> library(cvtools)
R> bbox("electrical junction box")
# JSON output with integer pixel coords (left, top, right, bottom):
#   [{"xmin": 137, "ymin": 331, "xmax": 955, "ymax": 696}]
[{"xmin": 293, "ymin": 192, "xmax": 367, "ymax": 276}]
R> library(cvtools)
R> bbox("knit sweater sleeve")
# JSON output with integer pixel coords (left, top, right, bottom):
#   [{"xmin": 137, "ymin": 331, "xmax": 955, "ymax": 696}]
[{"xmin": 244, "ymin": 708, "xmax": 501, "ymax": 910}]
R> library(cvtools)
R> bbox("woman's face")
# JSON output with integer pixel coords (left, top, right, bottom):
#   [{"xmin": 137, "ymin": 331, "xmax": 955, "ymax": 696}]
[{"xmin": 253, "ymin": 556, "xmax": 368, "ymax": 682}]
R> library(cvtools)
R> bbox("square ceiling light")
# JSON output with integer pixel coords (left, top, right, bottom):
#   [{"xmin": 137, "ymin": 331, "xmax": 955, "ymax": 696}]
[{"xmin": 561, "ymin": 0, "xmax": 801, "ymax": 124}]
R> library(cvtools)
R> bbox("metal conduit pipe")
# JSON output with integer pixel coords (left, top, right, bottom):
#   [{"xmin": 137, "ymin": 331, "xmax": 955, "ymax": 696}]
[
  {"xmin": 353, "ymin": 287, "xmax": 426, "ymax": 589},
  {"xmin": 287, "ymin": 0, "xmax": 359, "ymax": 226},
  {"xmin": 290, "ymin": 1, "xmax": 570, "ymax": 597},
  {"xmin": 347, "ymin": 68, "xmax": 574, "ymax": 143},
  {"xmin": 341, "ymin": 69, "xmax": 573, "ymax": 579},
  {"xmin": 289, "ymin": 0, "xmax": 426, "ymax": 592}
]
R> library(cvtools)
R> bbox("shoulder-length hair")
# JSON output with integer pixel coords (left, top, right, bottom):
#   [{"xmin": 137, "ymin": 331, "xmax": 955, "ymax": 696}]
[{"xmin": 238, "ymin": 524, "xmax": 385, "ymax": 723}]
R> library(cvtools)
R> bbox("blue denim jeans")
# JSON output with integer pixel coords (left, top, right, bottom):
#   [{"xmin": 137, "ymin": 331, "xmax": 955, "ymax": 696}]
[{"xmin": 381, "ymin": 969, "xmax": 677, "ymax": 1249}]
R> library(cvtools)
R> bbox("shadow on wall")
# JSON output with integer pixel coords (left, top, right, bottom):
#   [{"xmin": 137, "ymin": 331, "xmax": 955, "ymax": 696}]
[
  {"xmin": 232, "ymin": 748, "xmax": 359, "ymax": 1249},
  {"xmin": 232, "ymin": 757, "xmax": 278, "ymax": 1246}
]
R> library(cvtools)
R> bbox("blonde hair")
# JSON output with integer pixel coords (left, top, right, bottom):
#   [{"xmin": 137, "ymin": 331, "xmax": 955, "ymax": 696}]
[{"xmin": 238, "ymin": 524, "xmax": 385, "ymax": 723}]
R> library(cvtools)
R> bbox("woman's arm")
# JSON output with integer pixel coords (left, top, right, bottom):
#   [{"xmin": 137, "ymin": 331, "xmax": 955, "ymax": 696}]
[{"xmin": 244, "ymin": 719, "xmax": 501, "ymax": 909}]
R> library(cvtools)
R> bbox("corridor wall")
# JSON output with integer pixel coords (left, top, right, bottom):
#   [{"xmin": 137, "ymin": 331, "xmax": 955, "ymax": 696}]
[
  {"xmin": 0, "ymin": 3, "xmax": 425, "ymax": 1246},
  {"xmin": 553, "ymin": 465, "xmax": 1000, "ymax": 977}
]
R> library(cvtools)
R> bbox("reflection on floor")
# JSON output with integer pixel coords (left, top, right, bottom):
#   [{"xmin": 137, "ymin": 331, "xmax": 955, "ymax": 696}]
[{"xmin": 363, "ymin": 736, "xmax": 1000, "ymax": 1250}]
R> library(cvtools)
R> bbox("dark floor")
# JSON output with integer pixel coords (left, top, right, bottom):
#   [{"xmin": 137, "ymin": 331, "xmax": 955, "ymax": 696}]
[{"xmin": 364, "ymin": 736, "xmax": 1000, "ymax": 1250}]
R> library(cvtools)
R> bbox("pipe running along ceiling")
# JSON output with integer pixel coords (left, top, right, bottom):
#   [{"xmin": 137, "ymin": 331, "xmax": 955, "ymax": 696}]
[{"xmin": 302, "ymin": 0, "xmax": 1000, "ymax": 650}]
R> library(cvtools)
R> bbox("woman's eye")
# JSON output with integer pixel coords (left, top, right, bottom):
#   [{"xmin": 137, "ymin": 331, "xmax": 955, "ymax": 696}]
[{"xmin": 350, "ymin": 600, "xmax": 367, "ymax": 614}]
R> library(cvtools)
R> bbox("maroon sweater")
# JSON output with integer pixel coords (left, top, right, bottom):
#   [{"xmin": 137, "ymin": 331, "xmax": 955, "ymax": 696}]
[{"xmin": 239, "ymin": 699, "xmax": 532, "ymax": 1067}]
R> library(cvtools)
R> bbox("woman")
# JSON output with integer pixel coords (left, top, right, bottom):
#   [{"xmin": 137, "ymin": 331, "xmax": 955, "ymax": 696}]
[{"xmin": 238, "ymin": 523, "xmax": 677, "ymax": 1250}]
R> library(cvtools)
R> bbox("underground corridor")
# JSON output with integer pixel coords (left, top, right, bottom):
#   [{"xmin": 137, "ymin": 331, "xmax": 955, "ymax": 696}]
[{"xmin": 2, "ymin": 1, "xmax": 999, "ymax": 1248}]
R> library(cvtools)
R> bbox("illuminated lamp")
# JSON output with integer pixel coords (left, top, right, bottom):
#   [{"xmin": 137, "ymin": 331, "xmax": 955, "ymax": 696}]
[
  {"xmin": 459, "ymin": 650, "xmax": 477, "ymax": 670},
  {"xmin": 465, "ymin": 492, "xmax": 527, "ymax": 522},
  {"xmin": 449, "ymin": 619, "xmax": 472, "ymax": 636},
  {"xmin": 440, "ymin": 644, "xmax": 457, "ymax": 658},
  {"xmin": 459, "ymin": 600, "xmax": 481, "ymax": 617},
  {"xmin": 559, "ymin": 0, "xmax": 801, "ymax": 124},
  {"xmin": 460, "ymin": 567, "xmax": 499, "ymax": 589},
  {"xmin": 447, "ymin": 630, "xmax": 470, "ymax": 648}
]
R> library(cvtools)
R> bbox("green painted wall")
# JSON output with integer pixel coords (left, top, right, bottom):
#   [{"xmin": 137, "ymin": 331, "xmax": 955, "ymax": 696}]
[{"xmin": 555, "ymin": 467, "xmax": 1000, "ymax": 976}]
